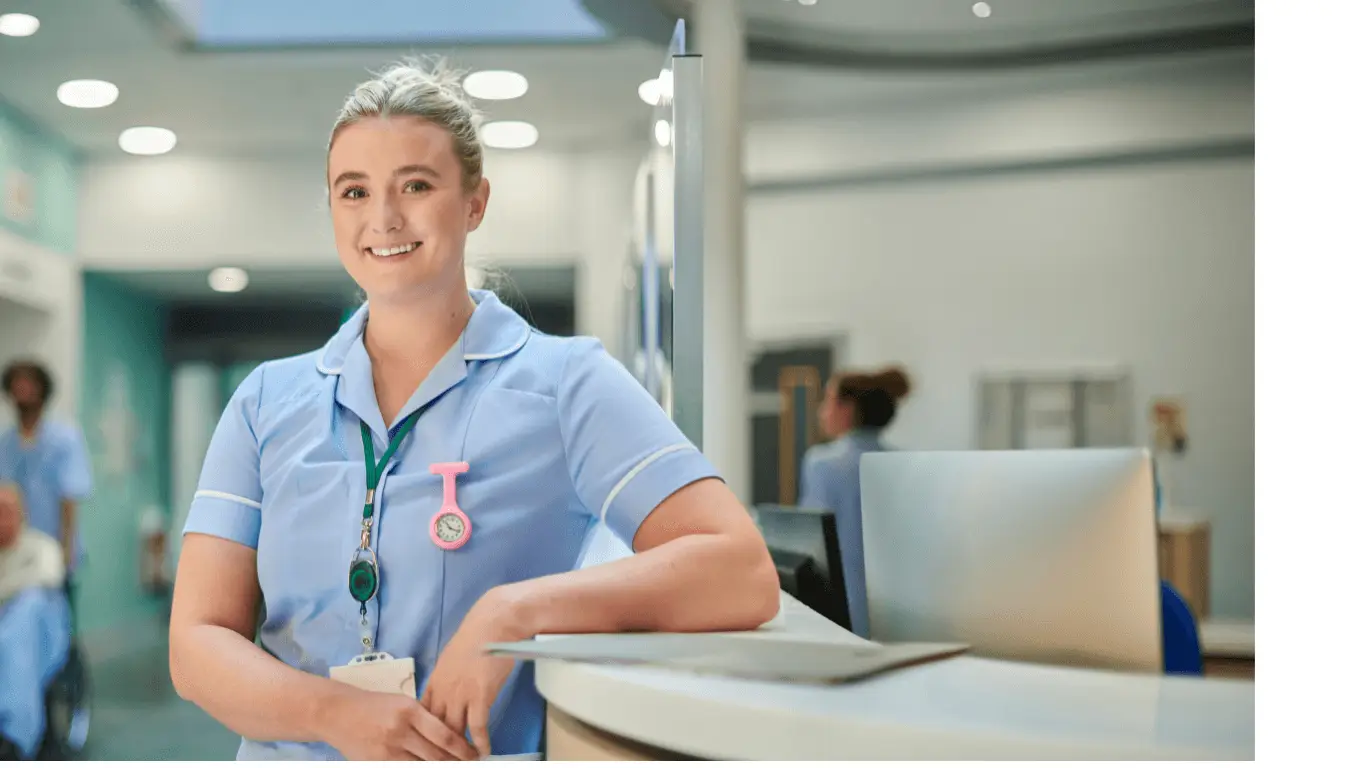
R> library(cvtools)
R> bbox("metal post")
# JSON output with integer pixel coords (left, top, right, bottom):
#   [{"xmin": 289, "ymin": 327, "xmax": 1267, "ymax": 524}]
[
  {"xmin": 641, "ymin": 170, "xmax": 660, "ymax": 402},
  {"xmin": 670, "ymin": 51, "xmax": 705, "ymax": 448}
]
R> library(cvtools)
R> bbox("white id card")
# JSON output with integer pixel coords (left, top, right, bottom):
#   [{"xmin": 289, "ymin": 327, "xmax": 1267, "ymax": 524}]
[{"xmin": 328, "ymin": 652, "xmax": 417, "ymax": 698}]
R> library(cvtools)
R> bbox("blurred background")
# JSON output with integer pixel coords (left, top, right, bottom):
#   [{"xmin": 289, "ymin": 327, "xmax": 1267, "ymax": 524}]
[{"xmin": 0, "ymin": 0, "xmax": 1252, "ymax": 759}]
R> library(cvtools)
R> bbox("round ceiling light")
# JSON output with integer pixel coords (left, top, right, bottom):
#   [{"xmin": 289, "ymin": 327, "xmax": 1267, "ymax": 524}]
[
  {"xmin": 0, "ymin": 13, "xmax": 40, "ymax": 36},
  {"xmin": 462, "ymin": 70, "xmax": 528, "ymax": 101},
  {"xmin": 638, "ymin": 78, "xmax": 662, "ymax": 106},
  {"xmin": 57, "ymin": 80, "xmax": 120, "ymax": 109},
  {"xmin": 481, "ymin": 120, "xmax": 538, "ymax": 150},
  {"xmin": 208, "ymin": 267, "xmax": 249, "ymax": 293},
  {"xmin": 119, "ymin": 126, "xmax": 177, "ymax": 156},
  {"xmin": 638, "ymin": 68, "xmax": 674, "ymax": 107},
  {"xmin": 654, "ymin": 119, "xmax": 671, "ymax": 148},
  {"xmin": 973, "ymin": 2, "xmax": 993, "ymax": 18}
]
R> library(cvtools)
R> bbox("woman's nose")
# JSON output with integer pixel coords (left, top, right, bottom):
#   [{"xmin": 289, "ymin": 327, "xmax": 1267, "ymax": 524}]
[{"xmin": 369, "ymin": 193, "xmax": 403, "ymax": 233}]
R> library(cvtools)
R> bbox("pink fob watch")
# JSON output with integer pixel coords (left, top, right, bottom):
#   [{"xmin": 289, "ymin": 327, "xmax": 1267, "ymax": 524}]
[{"xmin": 428, "ymin": 462, "xmax": 472, "ymax": 550}]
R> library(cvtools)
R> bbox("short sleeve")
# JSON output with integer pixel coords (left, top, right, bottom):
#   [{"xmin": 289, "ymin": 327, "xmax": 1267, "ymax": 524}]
[
  {"xmin": 56, "ymin": 427, "xmax": 93, "ymax": 500},
  {"xmin": 182, "ymin": 365, "xmax": 265, "ymax": 549},
  {"xmin": 558, "ymin": 339, "xmax": 720, "ymax": 548},
  {"xmin": 798, "ymin": 451, "xmax": 832, "ymax": 510}
]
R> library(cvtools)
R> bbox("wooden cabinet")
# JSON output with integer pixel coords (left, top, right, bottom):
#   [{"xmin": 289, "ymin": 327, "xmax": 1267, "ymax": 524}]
[{"xmin": 1158, "ymin": 518, "xmax": 1210, "ymax": 618}]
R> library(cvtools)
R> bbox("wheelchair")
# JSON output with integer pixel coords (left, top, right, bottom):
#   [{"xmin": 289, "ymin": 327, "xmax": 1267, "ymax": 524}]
[
  {"xmin": 37, "ymin": 584, "xmax": 91, "ymax": 760},
  {"xmin": 37, "ymin": 638, "xmax": 91, "ymax": 760}
]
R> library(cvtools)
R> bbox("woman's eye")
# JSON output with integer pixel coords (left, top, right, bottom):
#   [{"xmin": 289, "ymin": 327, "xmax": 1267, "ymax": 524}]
[
  {"xmin": 340, "ymin": 187, "xmax": 367, "ymax": 200},
  {"xmin": 404, "ymin": 180, "xmax": 432, "ymax": 193}
]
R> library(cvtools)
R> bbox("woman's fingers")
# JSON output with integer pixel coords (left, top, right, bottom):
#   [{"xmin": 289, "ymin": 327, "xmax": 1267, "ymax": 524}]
[
  {"xmin": 467, "ymin": 698, "xmax": 492, "ymax": 758},
  {"xmin": 412, "ymin": 703, "xmax": 478, "ymax": 761}
]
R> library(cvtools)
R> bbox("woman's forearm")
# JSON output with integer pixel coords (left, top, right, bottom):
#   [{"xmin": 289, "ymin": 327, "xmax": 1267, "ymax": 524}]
[
  {"xmin": 169, "ymin": 623, "xmax": 354, "ymax": 744},
  {"xmin": 498, "ymin": 531, "xmax": 780, "ymax": 639}
]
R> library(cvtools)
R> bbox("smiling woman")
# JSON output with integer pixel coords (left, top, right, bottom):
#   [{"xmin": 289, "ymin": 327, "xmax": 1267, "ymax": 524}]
[{"xmin": 167, "ymin": 58, "xmax": 780, "ymax": 762}]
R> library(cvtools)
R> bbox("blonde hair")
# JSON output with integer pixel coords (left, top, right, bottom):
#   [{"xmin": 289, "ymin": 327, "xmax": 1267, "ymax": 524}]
[{"xmin": 330, "ymin": 57, "xmax": 485, "ymax": 191}]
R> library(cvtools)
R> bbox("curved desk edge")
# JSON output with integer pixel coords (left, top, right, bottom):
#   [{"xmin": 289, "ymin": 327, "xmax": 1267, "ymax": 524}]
[{"xmin": 533, "ymin": 595, "xmax": 1255, "ymax": 761}]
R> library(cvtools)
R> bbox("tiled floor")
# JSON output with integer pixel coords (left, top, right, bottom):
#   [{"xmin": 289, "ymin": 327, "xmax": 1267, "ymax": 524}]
[{"xmin": 82, "ymin": 635, "xmax": 241, "ymax": 761}]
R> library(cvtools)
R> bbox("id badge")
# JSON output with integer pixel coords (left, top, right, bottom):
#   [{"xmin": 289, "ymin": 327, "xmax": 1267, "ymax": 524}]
[{"xmin": 328, "ymin": 652, "xmax": 417, "ymax": 698}]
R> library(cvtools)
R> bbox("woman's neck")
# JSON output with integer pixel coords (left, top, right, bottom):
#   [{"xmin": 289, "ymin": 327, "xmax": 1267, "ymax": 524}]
[{"xmin": 363, "ymin": 289, "xmax": 477, "ymax": 424}]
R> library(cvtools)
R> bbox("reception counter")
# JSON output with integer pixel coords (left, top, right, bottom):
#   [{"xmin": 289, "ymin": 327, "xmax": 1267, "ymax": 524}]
[{"xmin": 534, "ymin": 595, "xmax": 1254, "ymax": 760}]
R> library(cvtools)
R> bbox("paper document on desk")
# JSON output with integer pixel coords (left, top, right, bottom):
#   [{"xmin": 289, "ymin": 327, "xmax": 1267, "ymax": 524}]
[{"xmin": 485, "ymin": 634, "xmax": 970, "ymax": 684}]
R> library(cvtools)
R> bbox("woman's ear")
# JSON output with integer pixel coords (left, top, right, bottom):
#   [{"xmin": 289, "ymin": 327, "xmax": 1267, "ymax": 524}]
[{"xmin": 467, "ymin": 178, "xmax": 491, "ymax": 232}]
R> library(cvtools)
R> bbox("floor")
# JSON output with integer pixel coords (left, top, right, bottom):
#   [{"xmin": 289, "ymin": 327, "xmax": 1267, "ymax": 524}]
[{"xmin": 82, "ymin": 633, "xmax": 241, "ymax": 761}]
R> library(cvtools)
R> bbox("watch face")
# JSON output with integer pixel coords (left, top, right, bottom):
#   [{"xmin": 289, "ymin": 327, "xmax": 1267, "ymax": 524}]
[{"xmin": 436, "ymin": 513, "xmax": 466, "ymax": 542}]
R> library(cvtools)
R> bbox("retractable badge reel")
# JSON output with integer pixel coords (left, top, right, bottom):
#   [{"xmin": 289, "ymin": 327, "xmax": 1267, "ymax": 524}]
[{"xmin": 429, "ymin": 462, "xmax": 472, "ymax": 550}]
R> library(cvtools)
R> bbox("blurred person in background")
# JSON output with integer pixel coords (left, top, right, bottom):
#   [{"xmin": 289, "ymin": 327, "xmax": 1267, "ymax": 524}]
[
  {"xmin": 169, "ymin": 59, "xmax": 779, "ymax": 761},
  {"xmin": 800, "ymin": 366, "xmax": 913, "ymax": 639},
  {"xmin": 0, "ymin": 484, "xmax": 71, "ymax": 760},
  {"xmin": 0, "ymin": 360, "xmax": 93, "ymax": 597}
]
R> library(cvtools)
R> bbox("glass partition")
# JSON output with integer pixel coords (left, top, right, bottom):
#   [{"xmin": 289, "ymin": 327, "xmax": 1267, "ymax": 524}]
[{"xmin": 624, "ymin": 19, "xmax": 702, "ymax": 446}]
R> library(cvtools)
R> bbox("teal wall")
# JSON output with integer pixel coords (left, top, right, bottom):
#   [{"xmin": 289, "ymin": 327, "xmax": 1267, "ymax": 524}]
[
  {"xmin": 79, "ymin": 274, "xmax": 171, "ymax": 633},
  {"xmin": 0, "ymin": 100, "xmax": 81, "ymax": 253}
]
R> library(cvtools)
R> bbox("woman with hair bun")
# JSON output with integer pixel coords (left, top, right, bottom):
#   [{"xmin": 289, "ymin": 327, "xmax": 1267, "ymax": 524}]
[{"xmin": 799, "ymin": 365, "xmax": 913, "ymax": 639}]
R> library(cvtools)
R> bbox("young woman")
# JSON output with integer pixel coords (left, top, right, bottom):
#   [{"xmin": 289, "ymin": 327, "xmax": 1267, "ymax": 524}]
[
  {"xmin": 799, "ymin": 366, "xmax": 913, "ymax": 639},
  {"xmin": 169, "ymin": 61, "xmax": 779, "ymax": 761}
]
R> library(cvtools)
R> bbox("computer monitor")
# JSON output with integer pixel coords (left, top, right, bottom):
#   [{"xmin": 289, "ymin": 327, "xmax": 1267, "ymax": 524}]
[
  {"xmin": 860, "ymin": 448, "xmax": 1162, "ymax": 674},
  {"xmin": 753, "ymin": 504, "xmax": 851, "ymax": 631}
]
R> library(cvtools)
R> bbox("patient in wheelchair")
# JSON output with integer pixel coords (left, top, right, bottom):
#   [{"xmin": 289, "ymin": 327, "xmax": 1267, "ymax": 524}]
[{"xmin": 0, "ymin": 483, "xmax": 72, "ymax": 760}]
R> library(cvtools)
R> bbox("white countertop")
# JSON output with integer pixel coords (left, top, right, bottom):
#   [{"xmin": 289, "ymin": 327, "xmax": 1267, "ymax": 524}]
[
  {"xmin": 1201, "ymin": 618, "xmax": 1255, "ymax": 658},
  {"xmin": 534, "ymin": 595, "xmax": 1254, "ymax": 760}
]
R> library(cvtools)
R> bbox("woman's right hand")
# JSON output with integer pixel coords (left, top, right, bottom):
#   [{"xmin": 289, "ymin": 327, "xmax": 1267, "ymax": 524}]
[{"xmin": 322, "ymin": 688, "xmax": 478, "ymax": 761}]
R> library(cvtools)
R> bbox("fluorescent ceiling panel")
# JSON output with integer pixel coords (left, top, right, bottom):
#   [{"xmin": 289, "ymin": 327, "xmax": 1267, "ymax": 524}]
[{"xmin": 157, "ymin": 0, "xmax": 610, "ymax": 47}]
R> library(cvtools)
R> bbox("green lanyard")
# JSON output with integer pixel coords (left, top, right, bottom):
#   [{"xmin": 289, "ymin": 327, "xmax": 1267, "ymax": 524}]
[{"xmin": 348, "ymin": 404, "xmax": 431, "ymax": 649}]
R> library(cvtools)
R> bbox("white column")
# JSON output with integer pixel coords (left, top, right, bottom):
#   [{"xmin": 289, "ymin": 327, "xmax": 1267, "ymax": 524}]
[{"xmin": 696, "ymin": 0, "xmax": 750, "ymax": 504}]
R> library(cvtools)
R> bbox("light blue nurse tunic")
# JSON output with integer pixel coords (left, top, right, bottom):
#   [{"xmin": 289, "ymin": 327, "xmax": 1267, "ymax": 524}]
[
  {"xmin": 182, "ymin": 290, "xmax": 719, "ymax": 760},
  {"xmin": 798, "ymin": 428, "xmax": 888, "ymax": 640},
  {"xmin": 0, "ymin": 420, "xmax": 93, "ymax": 569}
]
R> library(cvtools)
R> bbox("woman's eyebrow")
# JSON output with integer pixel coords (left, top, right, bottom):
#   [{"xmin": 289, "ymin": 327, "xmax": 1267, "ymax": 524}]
[{"xmin": 393, "ymin": 164, "xmax": 441, "ymax": 178}]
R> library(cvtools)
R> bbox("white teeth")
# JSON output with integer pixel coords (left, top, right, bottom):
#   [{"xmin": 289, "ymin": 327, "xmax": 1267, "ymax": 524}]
[{"xmin": 369, "ymin": 243, "xmax": 419, "ymax": 257}]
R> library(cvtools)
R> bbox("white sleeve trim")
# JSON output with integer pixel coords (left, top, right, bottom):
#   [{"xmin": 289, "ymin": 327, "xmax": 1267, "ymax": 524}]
[
  {"xmin": 194, "ymin": 489, "xmax": 263, "ymax": 510},
  {"xmin": 598, "ymin": 443, "xmax": 693, "ymax": 523}
]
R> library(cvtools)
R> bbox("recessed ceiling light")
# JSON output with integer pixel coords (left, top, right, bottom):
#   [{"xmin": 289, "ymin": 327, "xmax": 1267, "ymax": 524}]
[
  {"xmin": 119, "ymin": 126, "xmax": 177, "ymax": 156},
  {"xmin": 462, "ymin": 70, "xmax": 528, "ymax": 101},
  {"xmin": 480, "ymin": 121, "xmax": 538, "ymax": 150},
  {"xmin": 0, "ymin": 13, "xmax": 40, "ymax": 36},
  {"xmin": 57, "ymin": 80, "xmax": 119, "ymax": 109},
  {"xmin": 798, "ymin": 0, "xmax": 818, "ymax": 6},
  {"xmin": 973, "ymin": 2, "xmax": 992, "ymax": 18},
  {"xmin": 638, "ymin": 68, "xmax": 674, "ymax": 107},
  {"xmin": 208, "ymin": 267, "xmax": 249, "ymax": 294},
  {"xmin": 654, "ymin": 119, "xmax": 671, "ymax": 148},
  {"xmin": 638, "ymin": 78, "xmax": 662, "ymax": 106}
]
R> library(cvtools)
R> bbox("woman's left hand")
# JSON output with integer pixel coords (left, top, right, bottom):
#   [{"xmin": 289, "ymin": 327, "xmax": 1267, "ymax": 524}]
[{"xmin": 421, "ymin": 586, "xmax": 528, "ymax": 758}]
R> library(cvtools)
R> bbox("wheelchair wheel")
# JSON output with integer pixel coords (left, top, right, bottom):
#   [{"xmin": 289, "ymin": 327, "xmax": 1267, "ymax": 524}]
[{"xmin": 39, "ymin": 640, "xmax": 91, "ymax": 760}]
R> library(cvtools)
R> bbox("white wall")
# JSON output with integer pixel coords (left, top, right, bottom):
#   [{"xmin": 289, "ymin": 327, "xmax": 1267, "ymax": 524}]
[
  {"xmin": 0, "ymin": 226, "xmax": 82, "ymax": 426},
  {"xmin": 744, "ymin": 51, "xmax": 1254, "ymax": 619}
]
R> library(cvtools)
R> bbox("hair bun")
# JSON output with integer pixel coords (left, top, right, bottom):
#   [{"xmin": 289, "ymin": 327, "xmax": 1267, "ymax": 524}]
[{"xmin": 873, "ymin": 367, "xmax": 913, "ymax": 400}]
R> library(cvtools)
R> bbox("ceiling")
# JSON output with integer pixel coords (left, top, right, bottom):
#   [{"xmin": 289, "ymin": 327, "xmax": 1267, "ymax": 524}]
[
  {"xmin": 683, "ymin": 0, "xmax": 1254, "ymax": 57},
  {"xmin": 0, "ymin": 0, "xmax": 667, "ymax": 157},
  {"xmin": 0, "ymin": 0, "xmax": 1253, "ymax": 159}
]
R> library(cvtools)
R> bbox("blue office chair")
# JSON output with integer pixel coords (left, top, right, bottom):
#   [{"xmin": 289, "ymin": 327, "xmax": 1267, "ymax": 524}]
[{"xmin": 1160, "ymin": 581, "xmax": 1204, "ymax": 675}]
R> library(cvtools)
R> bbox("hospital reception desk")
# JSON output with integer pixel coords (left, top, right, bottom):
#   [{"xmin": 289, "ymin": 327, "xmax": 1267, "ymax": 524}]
[{"xmin": 533, "ymin": 595, "xmax": 1255, "ymax": 761}]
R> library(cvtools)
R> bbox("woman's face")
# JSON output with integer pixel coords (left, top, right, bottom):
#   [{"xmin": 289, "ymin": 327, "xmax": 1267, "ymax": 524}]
[
  {"xmin": 327, "ymin": 115, "xmax": 490, "ymax": 305},
  {"xmin": 818, "ymin": 380, "xmax": 854, "ymax": 439}
]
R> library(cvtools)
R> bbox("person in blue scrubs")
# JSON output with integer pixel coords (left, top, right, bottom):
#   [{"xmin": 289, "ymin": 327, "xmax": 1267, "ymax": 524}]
[
  {"xmin": 799, "ymin": 366, "xmax": 912, "ymax": 639},
  {"xmin": 168, "ymin": 60, "xmax": 780, "ymax": 762},
  {"xmin": 0, "ymin": 360, "xmax": 94, "ymax": 585}
]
